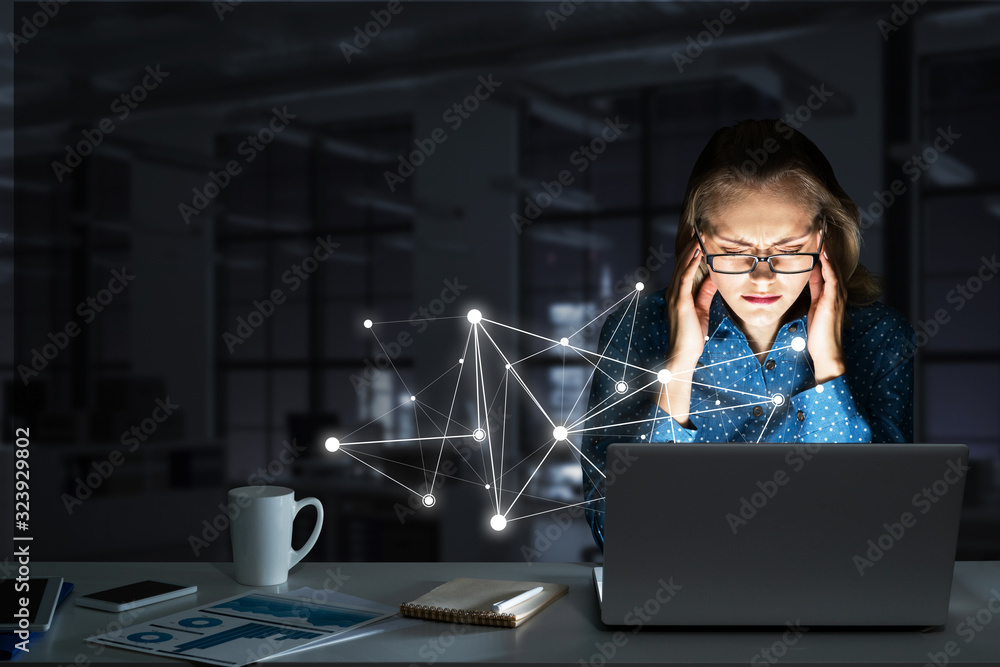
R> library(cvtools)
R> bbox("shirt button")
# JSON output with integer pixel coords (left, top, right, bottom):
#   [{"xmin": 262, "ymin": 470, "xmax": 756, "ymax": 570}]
[
  {"xmin": 789, "ymin": 324, "xmax": 798, "ymax": 333},
  {"xmin": 796, "ymin": 410, "xmax": 805, "ymax": 421},
  {"xmin": 753, "ymin": 406, "xmax": 764, "ymax": 417},
  {"xmin": 765, "ymin": 360, "xmax": 776, "ymax": 371}
]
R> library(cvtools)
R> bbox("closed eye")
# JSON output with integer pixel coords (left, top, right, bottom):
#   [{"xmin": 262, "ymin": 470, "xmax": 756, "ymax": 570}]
[{"xmin": 722, "ymin": 247, "xmax": 804, "ymax": 254}]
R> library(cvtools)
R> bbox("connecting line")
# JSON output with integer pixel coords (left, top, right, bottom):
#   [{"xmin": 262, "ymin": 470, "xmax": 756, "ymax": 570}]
[
  {"xmin": 347, "ymin": 448, "xmax": 488, "ymax": 489},
  {"xmin": 508, "ymin": 342, "xmax": 562, "ymax": 368},
  {"xmin": 337, "ymin": 448, "xmax": 421, "ymax": 496},
  {"xmin": 473, "ymin": 326, "xmax": 500, "ymax": 514},
  {"xmin": 569, "ymin": 378, "xmax": 660, "ymax": 431},
  {"xmin": 498, "ymin": 371, "xmax": 509, "ymax": 508},
  {"xmin": 333, "ymin": 396, "xmax": 421, "ymax": 443},
  {"xmin": 559, "ymin": 438, "xmax": 607, "ymax": 480},
  {"xmin": 481, "ymin": 318, "xmax": 568, "ymax": 347},
  {"xmin": 666, "ymin": 399, "xmax": 774, "ymax": 423},
  {"xmin": 562, "ymin": 342, "xmax": 654, "ymax": 377},
  {"xmin": 503, "ymin": 498, "xmax": 606, "ymax": 523},
  {"xmin": 572, "ymin": 415, "xmax": 695, "ymax": 433},
  {"xmin": 664, "ymin": 379, "xmax": 677, "ymax": 442},
  {"xmin": 570, "ymin": 346, "xmax": 620, "ymax": 385},
  {"xmin": 412, "ymin": 359, "xmax": 466, "ymax": 402},
  {"xmin": 695, "ymin": 342, "xmax": 795, "ymax": 374},
  {"xmin": 688, "ymin": 379, "xmax": 773, "ymax": 401},
  {"xmin": 756, "ymin": 402, "xmax": 778, "ymax": 443},
  {"xmin": 482, "ymin": 315, "xmax": 652, "ymax": 377},
  {"xmin": 412, "ymin": 399, "xmax": 426, "ymax": 490},
  {"xmin": 705, "ymin": 361, "xmax": 760, "ymax": 444},
  {"xmin": 503, "ymin": 440, "xmax": 558, "ymax": 519},
  {"xmin": 473, "ymin": 325, "xmax": 483, "ymax": 431},
  {"xmin": 370, "ymin": 329, "xmax": 414, "ymax": 398},
  {"xmin": 339, "ymin": 434, "xmax": 478, "ymax": 447},
  {"xmin": 621, "ymin": 293, "xmax": 641, "ymax": 381},
  {"xmin": 365, "ymin": 315, "xmax": 467, "ymax": 325},
  {"xmin": 414, "ymin": 400, "xmax": 472, "ymax": 435},
  {"xmin": 410, "ymin": 400, "xmax": 485, "ymax": 485},
  {"xmin": 568, "ymin": 289, "xmax": 642, "ymax": 340},
  {"xmin": 414, "ymin": 392, "xmax": 486, "ymax": 486},
  {"xmin": 560, "ymin": 343, "xmax": 566, "ymax": 423},
  {"xmin": 563, "ymin": 370, "xmax": 594, "ymax": 430},
  {"xmin": 592, "ymin": 292, "xmax": 637, "ymax": 374},
  {"xmin": 477, "ymin": 323, "xmax": 556, "ymax": 429},
  {"xmin": 568, "ymin": 350, "xmax": 652, "ymax": 427},
  {"xmin": 429, "ymin": 326, "xmax": 474, "ymax": 494},
  {"xmin": 495, "ymin": 439, "xmax": 556, "ymax": 484}
]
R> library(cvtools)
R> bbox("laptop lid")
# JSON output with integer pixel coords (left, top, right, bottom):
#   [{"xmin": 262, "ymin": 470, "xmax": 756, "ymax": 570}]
[{"xmin": 601, "ymin": 442, "xmax": 968, "ymax": 627}]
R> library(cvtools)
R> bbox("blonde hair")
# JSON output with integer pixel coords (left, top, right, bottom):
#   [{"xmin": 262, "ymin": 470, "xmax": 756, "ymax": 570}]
[{"xmin": 677, "ymin": 119, "xmax": 883, "ymax": 314}]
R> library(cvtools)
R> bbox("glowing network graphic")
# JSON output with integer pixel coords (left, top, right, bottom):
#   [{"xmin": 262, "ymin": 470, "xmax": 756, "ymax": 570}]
[{"xmin": 325, "ymin": 284, "xmax": 811, "ymax": 532}]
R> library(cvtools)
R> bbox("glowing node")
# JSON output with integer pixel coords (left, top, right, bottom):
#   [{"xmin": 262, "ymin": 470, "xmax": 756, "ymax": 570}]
[
  {"xmin": 615, "ymin": 381, "xmax": 628, "ymax": 394},
  {"xmin": 490, "ymin": 514, "xmax": 507, "ymax": 531},
  {"xmin": 459, "ymin": 358, "xmax": 464, "ymax": 364},
  {"xmin": 473, "ymin": 428, "xmax": 486, "ymax": 442},
  {"xmin": 705, "ymin": 335, "xmax": 710, "ymax": 342},
  {"xmin": 552, "ymin": 426, "xmax": 569, "ymax": 441},
  {"xmin": 363, "ymin": 319, "xmax": 373, "ymax": 329},
  {"xmin": 657, "ymin": 369, "xmax": 673, "ymax": 384},
  {"xmin": 772, "ymin": 394, "xmax": 785, "ymax": 407},
  {"xmin": 640, "ymin": 434, "xmax": 647, "ymax": 440},
  {"xmin": 324, "ymin": 437, "xmax": 340, "ymax": 452},
  {"xmin": 505, "ymin": 363, "xmax": 511, "ymax": 370},
  {"xmin": 467, "ymin": 309, "xmax": 483, "ymax": 324},
  {"xmin": 635, "ymin": 282, "xmax": 644, "ymax": 291},
  {"xmin": 409, "ymin": 395, "xmax": 416, "ymax": 402},
  {"xmin": 485, "ymin": 484, "xmax": 491, "ymax": 490},
  {"xmin": 791, "ymin": 336, "xmax": 806, "ymax": 352},
  {"xmin": 559, "ymin": 337, "xmax": 569, "ymax": 346},
  {"xmin": 716, "ymin": 400, "xmax": 721, "ymax": 406},
  {"xmin": 815, "ymin": 384, "xmax": 824, "ymax": 394},
  {"xmin": 422, "ymin": 494, "xmax": 436, "ymax": 508}
]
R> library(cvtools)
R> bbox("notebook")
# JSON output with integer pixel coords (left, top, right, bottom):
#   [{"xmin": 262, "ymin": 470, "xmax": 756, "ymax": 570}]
[{"xmin": 399, "ymin": 577, "xmax": 568, "ymax": 628}]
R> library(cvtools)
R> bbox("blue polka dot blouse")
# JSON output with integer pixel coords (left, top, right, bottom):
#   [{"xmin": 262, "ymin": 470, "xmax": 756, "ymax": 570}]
[{"xmin": 581, "ymin": 289, "xmax": 916, "ymax": 551}]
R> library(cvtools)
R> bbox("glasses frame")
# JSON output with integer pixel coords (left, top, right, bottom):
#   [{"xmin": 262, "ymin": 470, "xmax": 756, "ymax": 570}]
[{"xmin": 694, "ymin": 219, "xmax": 827, "ymax": 275}]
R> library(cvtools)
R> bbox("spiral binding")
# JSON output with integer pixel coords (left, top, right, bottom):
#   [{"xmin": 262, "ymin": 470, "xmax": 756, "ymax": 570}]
[{"xmin": 399, "ymin": 603, "xmax": 518, "ymax": 628}]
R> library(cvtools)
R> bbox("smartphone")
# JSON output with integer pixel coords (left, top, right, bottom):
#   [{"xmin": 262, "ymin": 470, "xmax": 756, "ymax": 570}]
[
  {"xmin": 0, "ymin": 576, "xmax": 64, "ymax": 631},
  {"xmin": 74, "ymin": 580, "xmax": 197, "ymax": 612}
]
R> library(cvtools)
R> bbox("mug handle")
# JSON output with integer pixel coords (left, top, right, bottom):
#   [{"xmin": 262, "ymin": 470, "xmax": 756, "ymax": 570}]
[{"xmin": 289, "ymin": 497, "xmax": 324, "ymax": 569}]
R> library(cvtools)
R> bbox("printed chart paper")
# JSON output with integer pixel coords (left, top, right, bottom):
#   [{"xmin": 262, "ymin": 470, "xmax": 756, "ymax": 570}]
[{"xmin": 87, "ymin": 591, "xmax": 396, "ymax": 666}]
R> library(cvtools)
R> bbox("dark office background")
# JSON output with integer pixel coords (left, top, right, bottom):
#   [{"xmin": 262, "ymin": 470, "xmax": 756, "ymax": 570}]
[{"xmin": 2, "ymin": 1, "xmax": 999, "ymax": 565}]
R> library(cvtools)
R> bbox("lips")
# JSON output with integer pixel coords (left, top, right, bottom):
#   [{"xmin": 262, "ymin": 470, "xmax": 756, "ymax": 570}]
[{"xmin": 742, "ymin": 295, "xmax": 781, "ymax": 304}]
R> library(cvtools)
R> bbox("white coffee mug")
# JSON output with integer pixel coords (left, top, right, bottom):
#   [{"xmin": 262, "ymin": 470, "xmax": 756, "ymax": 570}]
[{"xmin": 229, "ymin": 486, "xmax": 324, "ymax": 586}]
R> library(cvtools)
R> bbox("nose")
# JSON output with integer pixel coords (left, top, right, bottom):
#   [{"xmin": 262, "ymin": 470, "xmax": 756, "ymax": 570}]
[{"xmin": 749, "ymin": 258, "xmax": 777, "ymax": 280}]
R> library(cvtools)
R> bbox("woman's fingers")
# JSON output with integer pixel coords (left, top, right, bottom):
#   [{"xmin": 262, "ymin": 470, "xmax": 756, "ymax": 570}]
[
  {"xmin": 667, "ymin": 236, "xmax": 701, "ymax": 304},
  {"xmin": 809, "ymin": 254, "xmax": 824, "ymax": 304}
]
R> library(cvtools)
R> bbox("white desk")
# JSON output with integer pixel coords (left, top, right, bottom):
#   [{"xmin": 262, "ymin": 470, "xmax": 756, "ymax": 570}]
[{"xmin": 16, "ymin": 561, "xmax": 1000, "ymax": 666}]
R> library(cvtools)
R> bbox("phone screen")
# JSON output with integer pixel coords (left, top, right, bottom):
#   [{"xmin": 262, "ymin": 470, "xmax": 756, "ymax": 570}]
[
  {"xmin": 82, "ymin": 581, "xmax": 185, "ymax": 603},
  {"xmin": 0, "ymin": 579, "xmax": 44, "ymax": 621}
]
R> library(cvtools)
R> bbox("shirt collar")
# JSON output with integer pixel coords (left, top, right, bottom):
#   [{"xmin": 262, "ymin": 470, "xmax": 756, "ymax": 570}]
[{"xmin": 706, "ymin": 291, "xmax": 809, "ymax": 343}]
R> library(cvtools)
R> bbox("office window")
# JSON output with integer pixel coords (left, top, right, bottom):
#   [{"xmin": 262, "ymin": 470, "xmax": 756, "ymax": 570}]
[
  {"xmin": 918, "ymin": 50, "xmax": 1000, "ymax": 510},
  {"xmin": 215, "ymin": 119, "xmax": 416, "ymax": 481}
]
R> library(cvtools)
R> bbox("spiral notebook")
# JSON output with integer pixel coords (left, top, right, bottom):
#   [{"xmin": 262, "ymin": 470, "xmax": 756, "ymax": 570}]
[{"xmin": 399, "ymin": 577, "xmax": 568, "ymax": 628}]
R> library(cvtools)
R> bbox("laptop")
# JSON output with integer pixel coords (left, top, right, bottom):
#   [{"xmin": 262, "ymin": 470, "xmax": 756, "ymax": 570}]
[{"xmin": 595, "ymin": 442, "xmax": 968, "ymax": 627}]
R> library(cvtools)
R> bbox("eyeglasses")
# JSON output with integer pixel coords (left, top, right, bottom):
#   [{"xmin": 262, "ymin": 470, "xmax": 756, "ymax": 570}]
[{"xmin": 694, "ymin": 220, "xmax": 827, "ymax": 275}]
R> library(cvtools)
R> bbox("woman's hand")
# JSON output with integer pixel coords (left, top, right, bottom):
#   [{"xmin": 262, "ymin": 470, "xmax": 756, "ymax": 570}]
[
  {"xmin": 664, "ymin": 231, "xmax": 718, "ymax": 372},
  {"xmin": 807, "ymin": 249, "xmax": 847, "ymax": 384}
]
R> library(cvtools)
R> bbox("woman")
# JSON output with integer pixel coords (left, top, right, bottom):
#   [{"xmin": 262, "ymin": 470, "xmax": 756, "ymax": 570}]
[{"xmin": 581, "ymin": 119, "xmax": 915, "ymax": 551}]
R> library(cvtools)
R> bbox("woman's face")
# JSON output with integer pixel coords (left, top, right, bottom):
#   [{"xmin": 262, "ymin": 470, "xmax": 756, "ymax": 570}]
[{"xmin": 698, "ymin": 190, "xmax": 823, "ymax": 334}]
